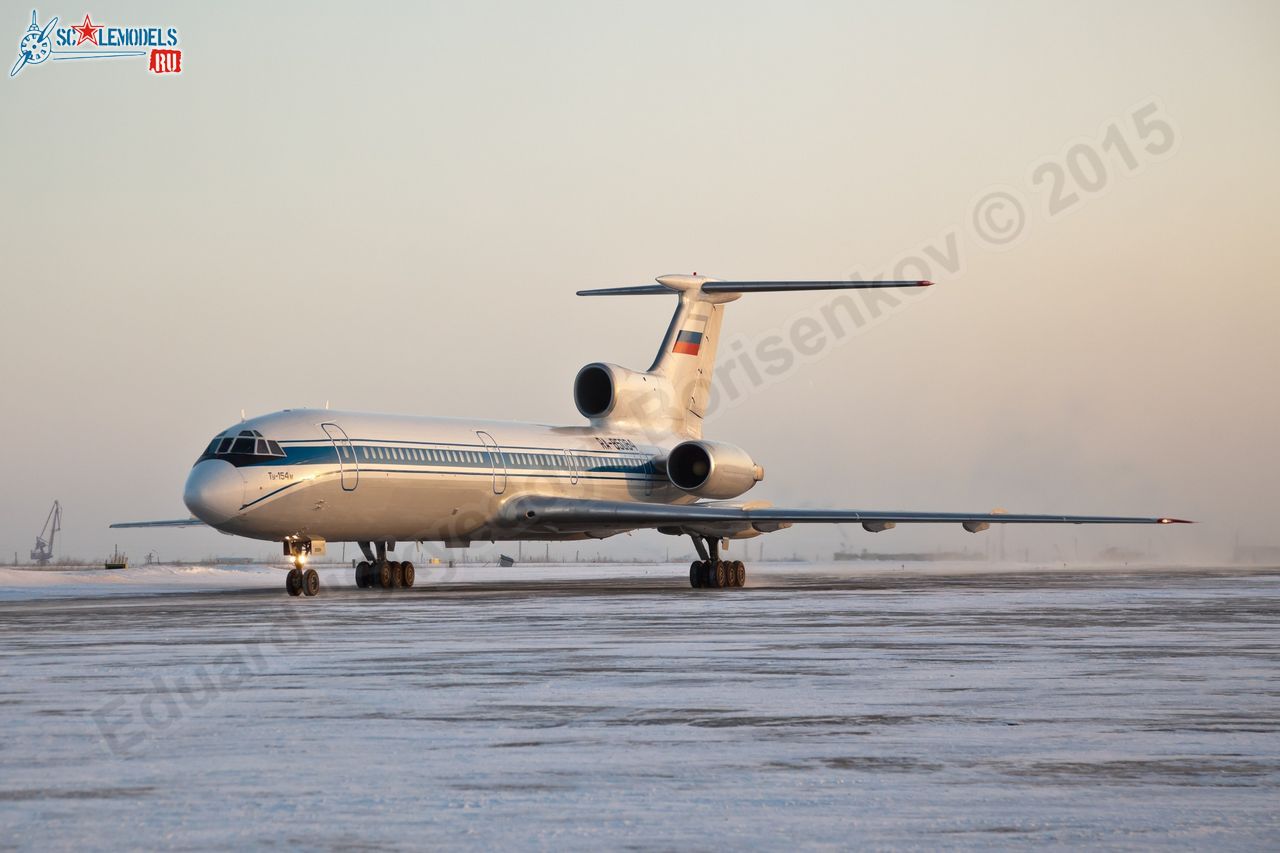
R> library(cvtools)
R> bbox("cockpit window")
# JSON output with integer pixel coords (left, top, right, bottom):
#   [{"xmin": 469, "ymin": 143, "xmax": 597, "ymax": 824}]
[{"xmin": 198, "ymin": 430, "xmax": 287, "ymax": 464}]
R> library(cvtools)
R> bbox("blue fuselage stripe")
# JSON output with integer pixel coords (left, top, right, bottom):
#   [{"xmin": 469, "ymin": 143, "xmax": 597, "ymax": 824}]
[{"xmin": 230, "ymin": 443, "xmax": 659, "ymax": 476}]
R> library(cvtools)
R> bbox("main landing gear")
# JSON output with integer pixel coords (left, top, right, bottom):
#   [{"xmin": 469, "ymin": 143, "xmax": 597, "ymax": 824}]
[
  {"xmin": 352, "ymin": 541, "xmax": 415, "ymax": 591},
  {"xmin": 687, "ymin": 535, "xmax": 747, "ymax": 589},
  {"xmin": 689, "ymin": 559, "xmax": 745, "ymax": 588},
  {"xmin": 354, "ymin": 560, "xmax": 415, "ymax": 590}
]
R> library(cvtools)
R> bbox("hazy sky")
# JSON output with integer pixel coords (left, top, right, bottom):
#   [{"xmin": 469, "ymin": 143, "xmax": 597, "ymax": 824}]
[{"xmin": 2, "ymin": 1, "xmax": 1276, "ymax": 563}]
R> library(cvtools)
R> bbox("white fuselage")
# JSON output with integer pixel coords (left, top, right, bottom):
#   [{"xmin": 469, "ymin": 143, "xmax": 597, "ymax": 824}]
[{"xmin": 184, "ymin": 409, "xmax": 691, "ymax": 546}]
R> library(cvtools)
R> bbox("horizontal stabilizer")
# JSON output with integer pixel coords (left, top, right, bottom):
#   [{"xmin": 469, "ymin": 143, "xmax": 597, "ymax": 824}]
[
  {"xmin": 576, "ymin": 284, "xmax": 674, "ymax": 296},
  {"xmin": 702, "ymin": 280, "xmax": 932, "ymax": 293},
  {"xmin": 578, "ymin": 279, "xmax": 932, "ymax": 297}
]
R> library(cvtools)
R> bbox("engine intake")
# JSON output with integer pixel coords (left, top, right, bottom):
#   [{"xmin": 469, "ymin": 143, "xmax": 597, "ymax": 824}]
[
  {"xmin": 574, "ymin": 364, "xmax": 615, "ymax": 418},
  {"xmin": 666, "ymin": 439, "xmax": 763, "ymax": 499}
]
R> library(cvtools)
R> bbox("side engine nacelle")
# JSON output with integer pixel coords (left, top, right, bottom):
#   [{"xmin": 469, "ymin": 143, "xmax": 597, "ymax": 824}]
[
  {"xmin": 665, "ymin": 439, "xmax": 764, "ymax": 500},
  {"xmin": 574, "ymin": 363, "xmax": 674, "ymax": 426}
]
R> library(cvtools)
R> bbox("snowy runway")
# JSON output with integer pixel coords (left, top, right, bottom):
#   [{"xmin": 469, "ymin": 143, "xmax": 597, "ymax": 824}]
[{"xmin": 1, "ymin": 563, "xmax": 1277, "ymax": 849}]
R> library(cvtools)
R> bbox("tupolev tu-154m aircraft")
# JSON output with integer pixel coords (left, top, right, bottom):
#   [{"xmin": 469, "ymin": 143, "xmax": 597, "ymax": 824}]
[{"xmin": 113, "ymin": 275, "xmax": 1189, "ymax": 596}]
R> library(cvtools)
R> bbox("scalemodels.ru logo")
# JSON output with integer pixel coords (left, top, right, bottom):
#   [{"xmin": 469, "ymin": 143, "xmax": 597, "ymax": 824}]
[{"xmin": 10, "ymin": 9, "xmax": 182, "ymax": 78}]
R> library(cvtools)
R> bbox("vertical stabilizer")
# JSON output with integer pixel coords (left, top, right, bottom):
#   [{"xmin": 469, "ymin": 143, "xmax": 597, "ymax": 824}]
[{"xmin": 645, "ymin": 276, "xmax": 737, "ymax": 438}]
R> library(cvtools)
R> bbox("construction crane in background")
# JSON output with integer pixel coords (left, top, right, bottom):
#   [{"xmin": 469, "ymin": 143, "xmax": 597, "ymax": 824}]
[{"xmin": 31, "ymin": 500, "xmax": 61, "ymax": 566}]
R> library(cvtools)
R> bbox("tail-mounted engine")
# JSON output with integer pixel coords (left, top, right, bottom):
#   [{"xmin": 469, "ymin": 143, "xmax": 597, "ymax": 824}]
[
  {"xmin": 574, "ymin": 363, "xmax": 677, "ymax": 429},
  {"xmin": 665, "ymin": 439, "xmax": 763, "ymax": 500}
]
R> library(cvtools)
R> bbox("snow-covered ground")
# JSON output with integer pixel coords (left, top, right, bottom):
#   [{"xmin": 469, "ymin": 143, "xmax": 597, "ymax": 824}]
[{"xmin": 1, "ymin": 562, "xmax": 1277, "ymax": 849}]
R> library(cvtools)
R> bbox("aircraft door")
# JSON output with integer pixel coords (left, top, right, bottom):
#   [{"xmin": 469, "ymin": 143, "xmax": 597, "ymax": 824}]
[
  {"xmin": 563, "ymin": 449, "xmax": 579, "ymax": 486},
  {"xmin": 476, "ymin": 430, "xmax": 507, "ymax": 495},
  {"xmin": 321, "ymin": 423, "xmax": 359, "ymax": 491}
]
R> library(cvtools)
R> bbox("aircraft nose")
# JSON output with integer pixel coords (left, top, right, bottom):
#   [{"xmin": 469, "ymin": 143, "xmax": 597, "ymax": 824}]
[{"xmin": 184, "ymin": 460, "xmax": 246, "ymax": 524}]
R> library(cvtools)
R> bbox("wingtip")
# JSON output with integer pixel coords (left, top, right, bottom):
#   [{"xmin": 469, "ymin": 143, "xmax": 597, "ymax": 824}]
[
  {"xmin": 918, "ymin": 280, "xmax": 935, "ymax": 287},
  {"xmin": 1158, "ymin": 517, "xmax": 1195, "ymax": 524}
]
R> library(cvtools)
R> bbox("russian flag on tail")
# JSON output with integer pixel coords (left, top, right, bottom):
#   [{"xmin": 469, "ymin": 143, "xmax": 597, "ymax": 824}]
[
  {"xmin": 673, "ymin": 329, "xmax": 702, "ymax": 355},
  {"xmin": 672, "ymin": 314, "xmax": 708, "ymax": 355}
]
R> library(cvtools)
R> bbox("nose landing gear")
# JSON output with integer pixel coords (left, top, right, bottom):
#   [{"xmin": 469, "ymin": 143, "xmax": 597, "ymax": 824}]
[
  {"xmin": 284, "ymin": 540, "xmax": 321, "ymax": 596},
  {"xmin": 286, "ymin": 565, "xmax": 320, "ymax": 596}
]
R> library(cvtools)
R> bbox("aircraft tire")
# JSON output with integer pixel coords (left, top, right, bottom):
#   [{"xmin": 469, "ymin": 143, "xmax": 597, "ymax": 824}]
[
  {"xmin": 286, "ymin": 568, "xmax": 304, "ymax": 596},
  {"xmin": 401, "ymin": 562, "xmax": 415, "ymax": 588},
  {"xmin": 733, "ymin": 561, "xmax": 745, "ymax": 587},
  {"xmin": 689, "ymin": 561, "xmax": 702, "ymax": 588},
  {"xmin": 355, "ymin": 561, "xmax": 369, "ymax": 588},
  {"xmin": 378, "ymin": 562, "xmax": 393, "ymax": 589},
  {"xmin": 303, "ymin": 568, "xmax": 320, "ymax": 596},
  {"xmin": 390, "ymin": 561, "xmax": 404, "ymax": 588},
  {"xmin": 714, "ymin": 560, "xmax": 726, "ymax": 588}
]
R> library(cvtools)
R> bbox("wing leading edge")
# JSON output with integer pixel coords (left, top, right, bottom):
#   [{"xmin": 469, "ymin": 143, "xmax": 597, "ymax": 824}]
[{"xmin": 498, "ymin": 496, "xmax": 1190, "ymax": 537}]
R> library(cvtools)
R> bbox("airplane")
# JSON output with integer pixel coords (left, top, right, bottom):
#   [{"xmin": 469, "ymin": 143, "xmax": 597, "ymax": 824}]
[{"xmin": 112, "ymin": 275, "xmax": 1189, "ymax": 596}]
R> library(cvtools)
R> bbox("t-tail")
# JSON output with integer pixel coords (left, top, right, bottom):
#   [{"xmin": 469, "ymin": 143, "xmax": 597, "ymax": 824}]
[{"xmin": 575, "ymin": 274, "xmax": 932, "ymax": 438}]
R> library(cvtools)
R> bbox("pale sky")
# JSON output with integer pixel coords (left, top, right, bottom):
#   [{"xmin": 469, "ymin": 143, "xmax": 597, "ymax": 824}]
[{"xmin": 2, "ymin": 1, "xmax": 1276, "ymax": 563}]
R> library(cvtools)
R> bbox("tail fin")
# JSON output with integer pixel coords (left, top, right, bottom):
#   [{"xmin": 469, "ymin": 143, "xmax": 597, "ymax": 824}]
[{"xmin": 577, "ymin": 274, "xmax": 932, "ymax": 437}]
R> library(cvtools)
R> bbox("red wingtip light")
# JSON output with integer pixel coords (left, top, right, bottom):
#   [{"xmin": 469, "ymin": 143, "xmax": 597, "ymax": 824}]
[
  {"xmin": 918, "ymin": 280, "xmax": 934, "ymax": 286},
  {"xmin": 1158, "ymin": 517, "xmax": 1194, "ymax": 524}
]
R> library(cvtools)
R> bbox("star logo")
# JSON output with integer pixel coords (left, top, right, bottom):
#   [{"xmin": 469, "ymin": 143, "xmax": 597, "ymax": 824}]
[{"xmin": 72, "ymin": 14, "xmax": 102, "ymax": 46}]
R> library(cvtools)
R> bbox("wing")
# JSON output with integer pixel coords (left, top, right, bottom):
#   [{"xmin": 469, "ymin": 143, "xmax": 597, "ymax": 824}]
[
  {"xmin": 497, "ymin": 496, "xmax": 1190, "ymax": 538},
  {"xmin": 109, "ymin": 518, "xmax": 208, "ymax": 529}
]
